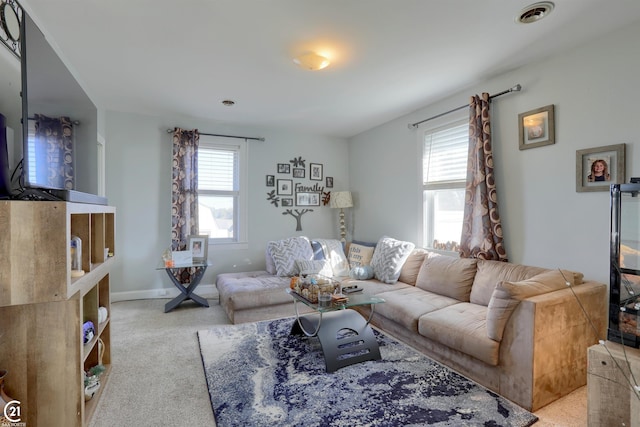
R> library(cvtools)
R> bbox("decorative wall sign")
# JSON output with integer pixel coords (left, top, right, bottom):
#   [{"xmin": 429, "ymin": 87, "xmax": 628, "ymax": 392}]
[
  {"xmin": 310, "ymin": 163, "xmax": 323, "ymax": 181},
  {"xmin": 266, "ymin": 155, "xmax": 330, "ymax": 231},
  {"xmin": 576, "ymin": 143, "xmax": 625, "ymax": 192},
  {"xmin": 277, "ymin": 179, "xmax": 292, "ymax": 195}
]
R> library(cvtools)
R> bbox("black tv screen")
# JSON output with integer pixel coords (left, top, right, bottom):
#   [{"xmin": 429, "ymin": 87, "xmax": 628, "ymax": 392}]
[{"xmin": 20, "ymin": 13, "xmax": 98, "ymax": 196}]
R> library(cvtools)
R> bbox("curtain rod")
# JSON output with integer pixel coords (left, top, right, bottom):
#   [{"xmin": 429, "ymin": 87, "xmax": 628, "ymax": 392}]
[
  {"xmin": 167, "ymin": 128, "xmax": 265, "ymax": 142},
  {"xmin": 408, "ymin": 84, "xmax": 522, "ymax": 129},
  {"xmin": 28, "ymin": 117, "xmax": 81, "ymax": 126}
]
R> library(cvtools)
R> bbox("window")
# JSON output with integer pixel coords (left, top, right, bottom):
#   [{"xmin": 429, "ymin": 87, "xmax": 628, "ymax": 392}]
[
  {"xmin": 422, "ymin": 117, "xmax": 468, "ymax": 252},
  {"xmin": 197, "ymin": 135, "xmax": 247, "ymax": 244}
]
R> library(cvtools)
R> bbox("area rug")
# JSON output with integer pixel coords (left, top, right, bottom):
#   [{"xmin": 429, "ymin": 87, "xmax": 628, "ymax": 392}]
[{"xmin": 197, "ymin": 316, "xmax": 538, "ymax": 427}]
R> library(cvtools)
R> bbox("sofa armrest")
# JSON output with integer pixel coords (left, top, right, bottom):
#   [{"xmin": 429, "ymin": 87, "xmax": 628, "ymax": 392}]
[{"xmin": 499, "ymin": 280, "xmax": 607, "ymax": 410}]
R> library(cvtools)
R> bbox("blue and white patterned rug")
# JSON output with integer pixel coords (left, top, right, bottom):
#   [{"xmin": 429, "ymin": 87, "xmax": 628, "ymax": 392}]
[{"xmin": 197, "ymin": 316, "xmax": 538, "ymax": 427}]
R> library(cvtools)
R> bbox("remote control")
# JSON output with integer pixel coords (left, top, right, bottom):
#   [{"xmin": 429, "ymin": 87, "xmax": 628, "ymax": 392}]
[{"xmin": 343, "ymin": 287, "xmax": 363, "ymax": 294}]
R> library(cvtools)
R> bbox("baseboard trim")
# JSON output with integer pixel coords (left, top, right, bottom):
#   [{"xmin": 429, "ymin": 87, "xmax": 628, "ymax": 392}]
[{"xmin": 111, "ymin": 284, "xmax": 219, "ymax": 302}]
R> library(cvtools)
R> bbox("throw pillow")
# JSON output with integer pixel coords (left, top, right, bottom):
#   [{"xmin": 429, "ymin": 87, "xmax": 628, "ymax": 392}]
[
  {"xmin": 349, "ymin": 265, "xmax": 374, "ymax": 280},
  {"xmin": 347, "ymin": 243, "xmax": 375, "ymax": 268},
  {"xmin": 486, "ymin": 269, "xmax": 583, "ymax": 342},
  {"xmin": 265, "ymin": 245, "xmax": 276, "ymax": 275},
  {"xmin": 369, "ymin": 236, "xmax": 416, "ymax": 284},
  {"xmin": 415, "ymin": 255, "xmax": 478, "ymax": 301},
  {"xmin": 398, "ymin": 248, "xmax": 431, "ymax": 286},
  {"xmin": 295, "ymin": 259, "xmax": 333, "ymax": 277},
  {"xmin": 267, "ymin": 236, "xmax": 314, "ymax": 276}
]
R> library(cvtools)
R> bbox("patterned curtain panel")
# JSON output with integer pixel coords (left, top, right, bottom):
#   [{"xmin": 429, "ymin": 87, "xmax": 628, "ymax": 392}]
[
  {"xmin": 171, "ymin": 128, "xmax": 200, "ymax": 283},
  {"xmin": 459, "ymin": 94, "xmax": 508, "ymax": 261},
  {"xmin": 34, "ymin": 114, "xmax": 74, "ymax": 190}
]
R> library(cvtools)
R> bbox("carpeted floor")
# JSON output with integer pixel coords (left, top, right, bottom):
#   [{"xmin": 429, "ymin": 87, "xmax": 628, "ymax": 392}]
[
  {"xmin": 198, "ymin": 316, "xmax": 539, "ymax": 427},
  {"xmin": 89, "ymin": 298, "xmax": 588, "ymax": 426}
]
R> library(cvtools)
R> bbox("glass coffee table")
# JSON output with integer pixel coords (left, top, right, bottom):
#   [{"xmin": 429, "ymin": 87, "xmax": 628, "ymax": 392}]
[{"xmin": 286, "ymin": 289, "xmax": 385, "ymax": 372}]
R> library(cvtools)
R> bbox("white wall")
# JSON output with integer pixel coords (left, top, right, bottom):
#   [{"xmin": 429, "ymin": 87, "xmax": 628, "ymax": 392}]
[
  {"xmin": 348, "ymin": 21, "xmax": 640, "ymax": 284},
  {"xmin": 105, "ymin": 111, "xmax": 349, "ymax": 296}
]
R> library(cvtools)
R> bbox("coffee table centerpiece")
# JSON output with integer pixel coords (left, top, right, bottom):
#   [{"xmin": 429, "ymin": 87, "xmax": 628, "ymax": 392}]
[{"xmin": 286, "ymin": 277, "xmax": 386, "ymax": 372}]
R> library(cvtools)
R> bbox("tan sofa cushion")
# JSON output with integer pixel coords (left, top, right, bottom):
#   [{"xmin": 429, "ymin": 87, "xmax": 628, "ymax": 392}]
[
  {"xmin": 486, "ymin": 269, "xmax": 584, "ymax": 341},
  {"xmin": 374, "ymin": 286, "xmax": 460, "ymax": 332},
  {"xmin": 470, "ymin": 260, "xmax": 549, "ymax": 306},
  {"xmin": 415, "ymin": 255, "xmax": 477, "ymax": 301},
  {"xmin": 398, "ymin": 248, "xmax": 431, "ymax": 286},
  {"xmin": 418, "ymin": 303, "xmax": 500, "ymax": 366}
]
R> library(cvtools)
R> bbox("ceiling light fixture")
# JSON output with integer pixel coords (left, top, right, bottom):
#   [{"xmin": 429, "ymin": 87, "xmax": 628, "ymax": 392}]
[
  {"xmin": 517, "ymin": 2, "xmax": 554, "ymax": 24},
  {"xmin": 293, "ymin": 52, "xmax": 330, "ymax": 71},
  {"xmin": 222, "ymin": 99, "xmax": 235, "ymax": 106}
]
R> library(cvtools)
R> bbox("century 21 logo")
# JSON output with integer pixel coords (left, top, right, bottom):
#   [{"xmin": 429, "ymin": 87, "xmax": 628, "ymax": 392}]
[{"xmin": 3, "ymin": 399, "xmax": 21, "ymax": 423}]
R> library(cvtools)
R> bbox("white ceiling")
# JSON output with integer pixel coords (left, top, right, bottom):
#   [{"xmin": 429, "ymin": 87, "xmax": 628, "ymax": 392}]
[{"xmin": 18, "ymin": 0, "xmax": 640, "ymax": 138}]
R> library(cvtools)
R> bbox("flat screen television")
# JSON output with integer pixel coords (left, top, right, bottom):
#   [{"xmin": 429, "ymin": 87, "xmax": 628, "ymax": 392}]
[{"xmin": 18, "ymin": 12, "xmax": 105, "ymax": 203}]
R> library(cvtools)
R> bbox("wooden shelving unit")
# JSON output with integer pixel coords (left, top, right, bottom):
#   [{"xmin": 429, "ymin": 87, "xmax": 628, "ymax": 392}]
[{"xmin": 0, "ymin": 201, "xmax": 116, "ymax": 427}]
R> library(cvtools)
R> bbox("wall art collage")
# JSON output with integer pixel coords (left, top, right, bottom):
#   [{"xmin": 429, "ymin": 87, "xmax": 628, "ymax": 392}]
[{"xmin": 265, "ymin": 156, "xmax": 333, "ymax": 231}]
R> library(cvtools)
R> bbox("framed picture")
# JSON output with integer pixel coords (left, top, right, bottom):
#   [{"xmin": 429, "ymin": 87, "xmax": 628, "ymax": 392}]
[
  {"xmin": 296, "ymin": 192, "xmax": 320, "ymax": 206},
  {"xmin": 576, "ymin": 144, "xmax": 625, "ymax": 192},
  {"xmin": 277, "ymin": 163, "xmax": 290, "ymax": 174},
  {"xmin": 293, "ymin": 168, "xmax": 305, "ymax": 178},
  {"xmin": 282, "ymin": 198, "xmax": 293, "ymax": 207},
  {"xmin": 277, "ymin": 179, "xmax": 293, "ymax": 195},
  {"xmin": 266, "ymin": 175, "xmax": 274, "ymax": 186},
  {"xmin": 310, "ymin": 163, "xmax": 323, "ymax": 181},
  {"xmin": 188, "ymin": 235, "xmax": 208, "ymax": 263},
  {"xmin": 518, "ymin": 104, "xmax": 555, "ymax": 150},
  {"xmin": 326, "ymin": 176, "xmax": 333, "ymax": 188}
]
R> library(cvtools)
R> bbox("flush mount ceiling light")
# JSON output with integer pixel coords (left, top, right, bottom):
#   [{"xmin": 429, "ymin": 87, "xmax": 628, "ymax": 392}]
[
  {"xmin": 517, "ymin": 2, "xmax": 554, "ymax": 24},
  {"xmin": 293, "ymin": 52, "xmax": 330, "ymax": 71},
  {"xmin": 222, "ymin": 99, "xmax": 235, "ymax": 106}
]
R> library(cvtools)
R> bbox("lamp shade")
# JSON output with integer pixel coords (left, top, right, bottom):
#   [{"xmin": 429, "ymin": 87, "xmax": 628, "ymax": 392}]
[{"xmin": 330, "ymin": 191, "xmax": 353, "ymax": 209}]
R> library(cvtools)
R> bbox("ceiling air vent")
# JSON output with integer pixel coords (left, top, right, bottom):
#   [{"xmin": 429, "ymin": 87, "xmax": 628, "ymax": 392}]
[{"xmin": 517, "ymin": 2, "xmax": 555, "ymax": 24}]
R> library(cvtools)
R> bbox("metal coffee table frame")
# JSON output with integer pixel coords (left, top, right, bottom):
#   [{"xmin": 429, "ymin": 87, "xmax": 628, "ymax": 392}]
[{"xmin": 288, "ymin": 290, "xmax": 385, "ymax": 372}]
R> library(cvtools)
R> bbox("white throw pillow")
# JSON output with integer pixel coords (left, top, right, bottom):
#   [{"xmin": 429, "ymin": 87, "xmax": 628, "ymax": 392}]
[
  {"xmin": 265, "ymin": 245, "xmax": 277, "ymax": 275},
  {"xmin": 267, "ymin": 236, "xmax": 314, "ymax": 276},
  {"xmin": 370, "ymin": 236, "xmax": 416, "ymax": 284}
]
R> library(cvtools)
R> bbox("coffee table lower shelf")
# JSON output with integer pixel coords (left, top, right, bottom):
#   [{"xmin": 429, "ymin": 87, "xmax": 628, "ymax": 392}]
[{"xmin": 290, "ymin": 309, "xmax": 381, "ymax": 372}]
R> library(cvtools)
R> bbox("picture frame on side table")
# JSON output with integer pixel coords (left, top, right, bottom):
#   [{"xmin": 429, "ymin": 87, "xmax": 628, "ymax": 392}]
[
  {"xmin": 518, "ymin": 104, "xmax": 555, "ymax": 150},
  {"xmin": 188, "ymin": 235, "xmax": 208, "ymax": 263},
  {"xmin": 576, "ymin": 144, "xmax": 625, "ymax": 192}
]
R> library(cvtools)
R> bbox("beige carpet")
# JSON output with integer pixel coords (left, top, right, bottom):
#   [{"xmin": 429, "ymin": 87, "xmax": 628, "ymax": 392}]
[{"xmin": 90, "ymin": 297, "xmax": 587, "ymax": 426}]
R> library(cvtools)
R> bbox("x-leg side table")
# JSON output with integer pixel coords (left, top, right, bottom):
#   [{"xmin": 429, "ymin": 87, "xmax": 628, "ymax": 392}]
[{"xmin": 161, "ymin": 263, "xmax": 210, "ymax": 313}]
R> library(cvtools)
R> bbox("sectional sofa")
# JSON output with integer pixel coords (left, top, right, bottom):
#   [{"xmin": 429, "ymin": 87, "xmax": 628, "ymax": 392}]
[{"xmin": 215, "ymin": 236, "xmax": 608, "ymax": 411}]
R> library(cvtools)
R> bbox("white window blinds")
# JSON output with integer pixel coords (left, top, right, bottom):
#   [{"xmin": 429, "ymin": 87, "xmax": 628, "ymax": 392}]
[{"xmin": 423, "ymin": 119, "xmax": 468, "ymax": 186}]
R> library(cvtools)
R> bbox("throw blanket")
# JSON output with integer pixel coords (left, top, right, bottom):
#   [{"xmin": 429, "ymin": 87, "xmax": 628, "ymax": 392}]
[{"xmin": 314, "ymin": 238, "xmax": 350, "ymax": 277}]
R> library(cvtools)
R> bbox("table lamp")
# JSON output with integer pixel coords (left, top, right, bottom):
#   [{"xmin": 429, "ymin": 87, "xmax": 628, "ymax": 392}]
[{"xmin": 330, "ymin": 191, "xmax": 353, "ymax": 243}]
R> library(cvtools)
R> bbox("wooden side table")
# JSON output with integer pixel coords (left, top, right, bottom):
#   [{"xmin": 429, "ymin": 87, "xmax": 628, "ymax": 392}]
[{"xmin": 587, "ymin": 341, "xmax": 640, "ymax": 426}]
